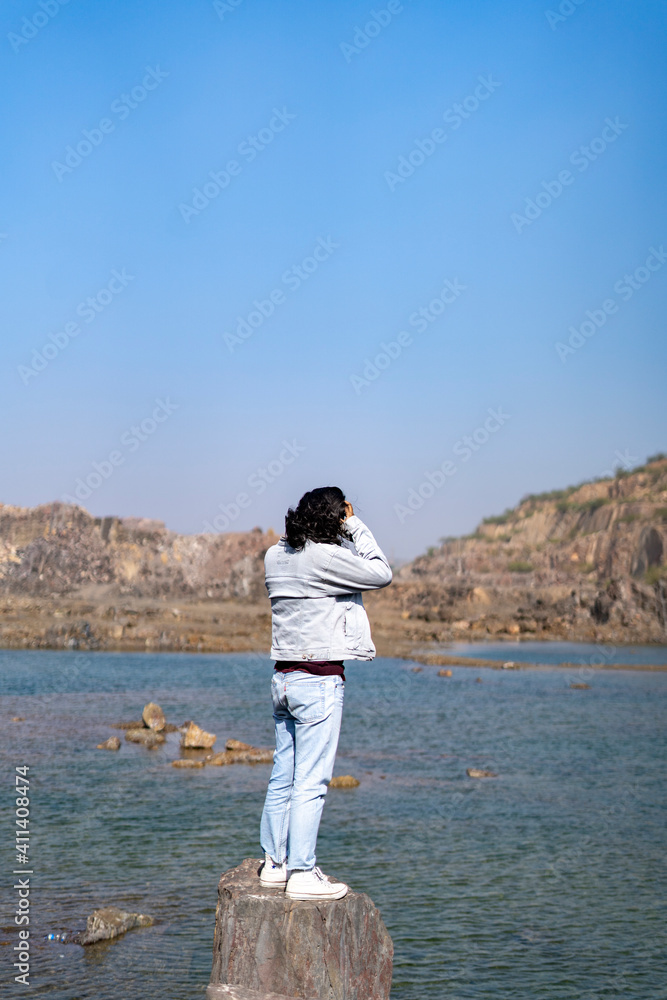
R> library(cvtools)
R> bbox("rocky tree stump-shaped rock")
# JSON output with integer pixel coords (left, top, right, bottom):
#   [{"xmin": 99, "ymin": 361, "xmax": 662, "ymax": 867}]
[{"xmin": 208, "ymin": 858, "xmax": 393, "ymax": 1000}]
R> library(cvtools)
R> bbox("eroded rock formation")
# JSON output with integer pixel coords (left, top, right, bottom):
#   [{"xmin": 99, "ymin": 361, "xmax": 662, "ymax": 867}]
[
  {"xmin": 1, "ymin": 457, "xmax": 665, "ymax": 652},
  {"xmin": 208, "ymin": 859, "xmax": 393, "ymax": 1000}
]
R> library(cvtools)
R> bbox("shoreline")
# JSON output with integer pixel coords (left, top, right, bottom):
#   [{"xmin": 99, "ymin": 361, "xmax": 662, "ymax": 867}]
[
  {"xmin": 407, "ymin": 652, "xmax": 667, "ymax": 672},
  {"xmin": 1, "ymin": 641, "xmax": 665, "ymax": 672},
  {"xmin": 1, "ymin": 593, "xmax": 665, "ymax": 671}
]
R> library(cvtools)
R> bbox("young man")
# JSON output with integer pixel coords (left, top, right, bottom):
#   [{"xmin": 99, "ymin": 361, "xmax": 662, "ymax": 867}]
[{"xmin": 259, "ymin": 487, "xmax": 392, "ymax": 900}]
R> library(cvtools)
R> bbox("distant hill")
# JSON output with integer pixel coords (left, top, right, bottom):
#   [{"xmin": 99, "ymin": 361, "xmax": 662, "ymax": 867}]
[
  {"xmin": 0, "ymin": 502, "xmax": 276, "ymax": 601},
  {"xmin": 367, "ymin": 455, "xmax": 667, "ymax": 646},
  {"xmin": 1, "ymin": 455, "xmax": 665, "ymax": 652}
]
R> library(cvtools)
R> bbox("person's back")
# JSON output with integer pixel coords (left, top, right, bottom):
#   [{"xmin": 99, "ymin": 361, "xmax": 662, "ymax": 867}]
[
  {"xmin": 259, "ymin": 486, "xmax": 392, "ymax": 900},
  {"xmin": 265, "ymin": 512, "xmax": 392, "ymax": 662}
]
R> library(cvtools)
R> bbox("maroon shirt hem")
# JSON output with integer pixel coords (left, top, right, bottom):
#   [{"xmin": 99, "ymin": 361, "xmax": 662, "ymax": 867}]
[{"xmin": 274, "ymin": 660, "xmax": 345, "ymax": 681}]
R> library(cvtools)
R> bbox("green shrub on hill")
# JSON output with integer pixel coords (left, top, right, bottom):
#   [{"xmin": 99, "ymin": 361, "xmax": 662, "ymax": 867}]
[
  {"xmin": 507, "ymin": 560, "xmax": 534, "ymax": 573},
  {"xmin": 645, "ymin": 565, "xmax": 667, "ymax": 585},
  {"xmin": 522, "ymin": 485, "xmax": 579, "ymax": 504},
  {"xmin": 482, "ymin": 509, "xmax": 513, "ymax": 525}
]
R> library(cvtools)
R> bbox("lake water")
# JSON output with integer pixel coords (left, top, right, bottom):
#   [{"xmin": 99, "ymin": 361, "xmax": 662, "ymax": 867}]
[
  {"xmin": 2, "ymin": 648, "xmax": 666, "ymax": 999},
  {"xmin": 424, "ymin": 640, "xmax": 667, "ymax": 668}
]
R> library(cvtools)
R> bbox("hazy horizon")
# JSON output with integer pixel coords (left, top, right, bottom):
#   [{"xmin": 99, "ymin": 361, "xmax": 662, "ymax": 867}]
[{"xmin": 5, "ymin": 448, "xmax": 664, "ymax": 567}]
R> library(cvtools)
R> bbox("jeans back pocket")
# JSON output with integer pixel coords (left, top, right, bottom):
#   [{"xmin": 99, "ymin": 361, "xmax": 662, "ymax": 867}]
[{"xmin": 286, "ymin": 677, "xmax": 332, "ymax": 723}]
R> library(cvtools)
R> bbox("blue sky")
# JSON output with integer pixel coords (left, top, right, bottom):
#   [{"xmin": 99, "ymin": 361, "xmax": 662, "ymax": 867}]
[{"xmin": 1, "ymin": 0, "xmax": 665, "ymax": 560}]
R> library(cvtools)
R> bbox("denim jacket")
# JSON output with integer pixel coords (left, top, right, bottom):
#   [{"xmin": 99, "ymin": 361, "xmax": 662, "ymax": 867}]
[{"xmin": 264, "ymin": 515, "xmax": 392, "ymax": 661}]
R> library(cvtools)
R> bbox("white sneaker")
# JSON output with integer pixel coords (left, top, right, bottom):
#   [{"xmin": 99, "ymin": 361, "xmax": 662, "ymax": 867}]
[
  {"xmin": 285, "ymin": 866, "xmax": 348, "ymax": 900},
  {"xmin": 259, "ymin": 853, "xmax": 288, "ymax": 887}
]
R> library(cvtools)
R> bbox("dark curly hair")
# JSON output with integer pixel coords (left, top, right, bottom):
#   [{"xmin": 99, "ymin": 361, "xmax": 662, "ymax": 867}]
[{"xmin": 284, "ymin": 486, "xmax": 351, "ymax": 550}]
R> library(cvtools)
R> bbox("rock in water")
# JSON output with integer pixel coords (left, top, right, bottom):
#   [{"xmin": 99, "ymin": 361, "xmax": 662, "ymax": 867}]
[
  {"xmin": 142, "ymin": 701, "xmax": 166, "ymax": 731},
  {"xmin": 125, "ymin": 729, "xmax": 165, "ymax": 748},
  {"xmin": 209, "ymin": 858, "xmax": 393, "ymax": 1000},
  {"xmin": 96, "ymin": 737, "xmax": 121, "ymax": 750},
  {"xmin": 226, "ymin": 739, "xmax": 254, "ymax": 751},
  {"xmin": 466, "ymin": 768, "xmax": 497, "ymax": 778},
  {"xmin": 206, "ymin": 748, "xmax": 274, "ymax": 766},
  {"xmin": 181, "ymin": 721, "xmax": 216, "ymax": 749},
  {"xmin": 329, "ymin": 775, "xmax": 360, "ymax": 788},
  {"xmin": 76, "ymin": 906, "xmax": 153, "ymax": 945}
]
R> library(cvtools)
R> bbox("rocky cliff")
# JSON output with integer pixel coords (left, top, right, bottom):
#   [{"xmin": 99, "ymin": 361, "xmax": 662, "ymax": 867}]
[
  {"xmin": 368, "ymin": 455, "xmax": 667, "ymax": 646},
  {"xmin": 1, "ymin": 456, "xmax": 665, "ymax": 654},
  {"xmin": 0, "ymin": 504, "xmax": 276, "ymax": 652},
  {"xmin": 0, "ymin": 502, "xmax": 275, "ymax": 601}
]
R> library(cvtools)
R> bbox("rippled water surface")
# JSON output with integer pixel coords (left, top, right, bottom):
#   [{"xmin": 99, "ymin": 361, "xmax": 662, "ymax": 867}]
[
  {"xmin": 426, "ymin": 640, "xmax": 667, "ymax": 667},
  {"xmin": 1, "ymin": 649, "xmax": 666, "ymax": 999}
]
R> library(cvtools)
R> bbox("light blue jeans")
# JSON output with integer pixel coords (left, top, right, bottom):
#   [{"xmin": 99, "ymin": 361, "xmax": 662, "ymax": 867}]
[{"xmin": 260, "ymin": 670, "xmax": 344, "ymax": 871}]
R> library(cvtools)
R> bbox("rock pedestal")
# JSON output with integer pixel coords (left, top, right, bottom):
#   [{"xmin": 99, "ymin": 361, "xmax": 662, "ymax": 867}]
[{"xmin": 207, "ymin": 859, "xmax": 393, "ymax": 1000}]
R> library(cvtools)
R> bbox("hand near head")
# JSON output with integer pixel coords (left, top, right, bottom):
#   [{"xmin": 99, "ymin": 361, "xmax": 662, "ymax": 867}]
[{"xmin": 342, "ymin": 501, "xmax": 354, "ymax": 521}]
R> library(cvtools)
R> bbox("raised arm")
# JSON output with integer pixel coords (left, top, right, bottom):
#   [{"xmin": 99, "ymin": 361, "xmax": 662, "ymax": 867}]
[{"xmin": 315, "ymin": 515, "xmax": 392, "ymax": 595}]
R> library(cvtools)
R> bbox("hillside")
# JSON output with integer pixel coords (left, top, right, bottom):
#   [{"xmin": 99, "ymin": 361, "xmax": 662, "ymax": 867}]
[
  {"xmin": 367, "ymin": 455, "xmax": 667, "ymax": 647},
  {"xmin": 0, "ymin": 504, "xmax": 275, "ymax": 652},
  {"xmin": 0, "ymin": 456, "xmax": 666, "ymax": 654},
  {"xmin": 0, "ymin": 502, "xmax": 275, "ymax": 600}
]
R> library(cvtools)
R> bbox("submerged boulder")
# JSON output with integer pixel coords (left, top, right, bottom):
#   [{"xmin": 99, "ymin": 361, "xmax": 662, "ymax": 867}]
[
  {"xmin": 96, "ymin": 737, "xmax": 121, "ymax": 751},
  {"xmin": 75, "ymin": 906, "xmax": 153, "ymax": 945},
  {"xmin": 226, "ymin": 739, "xmax": 254, "ymax": 751},
  {"xmin": 181, "ymin": 721, "xmax": 217, "ymax": 749},
  {"xmin": 206, "ymin": 748, "xmax": 273, "ymax": 766},
  {"xmin": 329, "ymin": 775, "xmax": 360, "ymax": 788},
  {"xmin": 125, "ymin": 729, "xmax": 165, "ymax": 748}
]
